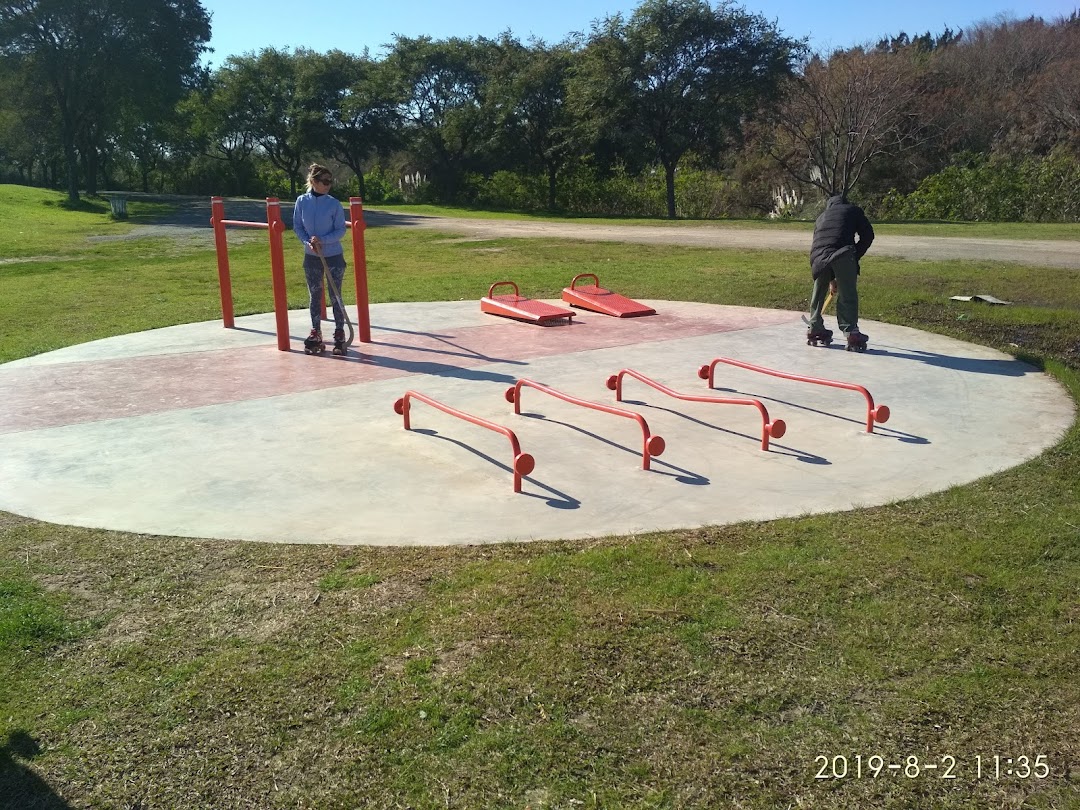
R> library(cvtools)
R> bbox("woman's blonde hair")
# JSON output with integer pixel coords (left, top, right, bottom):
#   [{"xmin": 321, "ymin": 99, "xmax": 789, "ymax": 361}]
[{"xmin": 306, "ymin": 163, "xmax": 333, "ymax": 192}]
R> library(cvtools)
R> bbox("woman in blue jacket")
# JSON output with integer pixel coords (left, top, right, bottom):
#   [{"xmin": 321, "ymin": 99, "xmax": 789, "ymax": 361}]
[{"xmin": 294, "ymin": 163, "xmax": 348, "ymax": 354}]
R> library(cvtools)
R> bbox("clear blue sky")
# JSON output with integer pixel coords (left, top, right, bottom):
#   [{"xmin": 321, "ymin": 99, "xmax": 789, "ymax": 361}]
[{"xmin": 199, "ymin": 0, "xmax": 1077, "ymax": 67}]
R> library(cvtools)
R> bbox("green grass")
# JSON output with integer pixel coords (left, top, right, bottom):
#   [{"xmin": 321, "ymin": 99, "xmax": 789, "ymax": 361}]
[{"xmin": 1, "ymin": 184, "xmax": 1079, "ymax": 809}]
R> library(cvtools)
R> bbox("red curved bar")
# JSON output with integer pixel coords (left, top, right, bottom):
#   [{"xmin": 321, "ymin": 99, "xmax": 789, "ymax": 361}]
[
  {"xmin": 697, "ymin": 357, "xmax": 890, "ymax": 433},
  {"xmin": 506, "ymin": 378, "xmax": 665, "ymax": 470},
  {"xmin": 394, "ymin": 391, "xmax": 535, "ymax": 493},
  {"xmin": 569, "ymin": 272, "xmax": 599, "ymax": 290},
  {"xmin": 607, "ymin": 369, "xmax": 786, "ymax": 451},
  {"xmin": 487, "ymin": 280, "xmax": 520, "ymax": 298}
]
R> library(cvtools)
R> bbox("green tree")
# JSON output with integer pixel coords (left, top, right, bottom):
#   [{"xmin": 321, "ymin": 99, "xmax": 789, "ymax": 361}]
[
  {"xmin": 383, "ymin": 35, "xmax": 497, "ymax": 201},
  {"xmin": 179, "ymin": 69, "xmax": 261, "ymax": 194},
  {"xmin": 0, "ymin": 0, "xmax": 210, "ymax": 201},
  {"xmin": 488, "ymin": 36, "xmax": 580, "ymax": 211},
  {"xmin": 300, "ymin": 49, "xmax": 400, "ymax": 199},
  {"xmin": 576, "ymin": 0, "xmax": 802, "ymax": 218},
  {"xmin": 214, "ymin": 48, "xmax": 326, "ymax": 197}
]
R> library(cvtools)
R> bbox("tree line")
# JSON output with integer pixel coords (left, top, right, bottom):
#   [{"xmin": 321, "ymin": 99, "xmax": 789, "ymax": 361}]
[{"xmin": 1, "ymin": 0, "xmax": 1078, "ymax": 221}]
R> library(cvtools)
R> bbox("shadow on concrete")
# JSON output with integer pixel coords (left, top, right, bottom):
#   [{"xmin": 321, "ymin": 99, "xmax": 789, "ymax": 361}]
[
  {"xmin": 711, "ymin": 387, "xmax": 930, "ymax": 445},
  {"xmin": 412, "ymin": 428, "xmax": 579, "ymax": 509},
  {"xmin": 623, "ymin": 399, "xmax": 829, "ymax": 465},
  {"xmin": 864, "ymin": 344, "xmax": 1033, "ymax": 376},
  {"xmin": 521, "ymin": 413, "xmax": 710, "ymax": 486}
]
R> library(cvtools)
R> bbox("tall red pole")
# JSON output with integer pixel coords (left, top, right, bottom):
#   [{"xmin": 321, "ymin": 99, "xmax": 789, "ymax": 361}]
[
  {"xmin": 265, "ymin": 198, "xmax": 291, "ymax": 352},
  {"xmin": 210, "ymin": 197, "xmax": 234, "ymax": 328},
  {"xmin": 349, "ymin": 197, "xmax": 371, "ymax": 343}
]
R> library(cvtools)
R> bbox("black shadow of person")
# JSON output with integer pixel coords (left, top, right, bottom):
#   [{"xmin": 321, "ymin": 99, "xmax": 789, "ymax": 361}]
[{"xmin": 0, "ymin": 730, "xmax": 71, "ymax": 810}]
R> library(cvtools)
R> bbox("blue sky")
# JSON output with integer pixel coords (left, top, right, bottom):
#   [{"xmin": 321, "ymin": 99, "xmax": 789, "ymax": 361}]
[{"xmin": 199, "ymin": 0, "xmax": 1077, "ymax": 67}]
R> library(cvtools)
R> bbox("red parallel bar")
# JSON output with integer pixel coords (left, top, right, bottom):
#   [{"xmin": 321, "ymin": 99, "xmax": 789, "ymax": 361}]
[
  {"xmin": 698, "ymin": 357, "xmax": 890, "ymax": 433},
  {"xmin": 347, "ymin": 198, "xmax": 371, "ymax": 343},
  {"xmin": 218, "ymin": 220, "xmax": 269, "ymax": 229},
  {"xmin": 210, "ymin": 197, "xmax": 235, "ymax": 328},
  {"xmin": 394, "ymin": 391, "xmax": 535, "ymax": 493},
  {"xmin": 265, "ymin": 198, "xmax": 291, "ymax": 352},
  {"xmin": 607, "ymin": 368, "xmax": 787, "ymax": 451},
  {"xmin": 505, "ymin": 378, "xmax": 665, "ymax": 470}
]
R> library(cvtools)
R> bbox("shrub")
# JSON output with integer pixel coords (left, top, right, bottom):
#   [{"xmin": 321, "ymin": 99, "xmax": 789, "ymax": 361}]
[{"xmin": 872, "ymin": 150, "xmax": 1080, "ymax": 222}]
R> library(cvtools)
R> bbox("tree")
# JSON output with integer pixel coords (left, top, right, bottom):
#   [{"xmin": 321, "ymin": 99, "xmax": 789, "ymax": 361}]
[
  {"xmin": 383, "ymin": 35, "xmax": 497, "ymax": 201},
  {"xmin": 301, "ymin": 50, "xmax": 400, "ymax": 199},
  {"xmin": 0, "ymin": 0, "xmax": 210, "ymax": 201},
  {"xmin": 179, "ymin": 70, "xmax": 260, "ymax": 194},
  {"xmin": 575, "ymin": 0, "xmax": 802, "ymax": 218},
  {"xmin": 766, "ymin": 47, "xmax": 929, "ymax": 199},
  {"xmin": 488, "ymin": 36, "xmax": 580, "ymax": 211},
  {"xmin": 216, "ymin": 49, "xmax": 305, "ymax": 196}
]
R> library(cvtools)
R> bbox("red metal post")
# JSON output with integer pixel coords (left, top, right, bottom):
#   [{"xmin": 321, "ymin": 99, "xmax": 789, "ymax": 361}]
[
  {"xmin": 505, "ymin": 378, "xmax": 665, "ymax": 470},
  {"xmin": 698, "ymin": 357, "xmax": 890, "ymax": 433},
  {"xmin": 607, "ymin": 369, "xmax": 786, "ymax": 451},
  {"xmin": 210, "ymin": 197, "xmax": 234, "ymax": 328},
  {"xmin": 394, "ymin": 391, "xmax": 535, "ymax": 493},
  {"xmin": 265, "ymin": 198, "xmax": 291, "ymax": 352},
  {"xmin": 349, "ymin": 197, "xmax": 371, "ymax": 343}
]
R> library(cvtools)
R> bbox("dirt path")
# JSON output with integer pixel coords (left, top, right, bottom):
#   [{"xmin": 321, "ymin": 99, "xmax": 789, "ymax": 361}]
[{"xmin": 117, "ymin": 195, "xmax": 1080, "ymax": 269}]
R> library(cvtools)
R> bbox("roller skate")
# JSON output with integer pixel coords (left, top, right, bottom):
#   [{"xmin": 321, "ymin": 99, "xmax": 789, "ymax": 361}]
[
  {"xmin": 303, "ymin": 328, "xmax": 325, "ymax": 355},
  {"xmin": 806, "ymin": 326, "xmax": 833, "ymax": 347},
  {"xmin": 846, "ymin": 330, "xmax": 869, "ymax": 352},
  {"xmin": 332, "ymin": 328, "xmax": 347, "ymax": 356}
]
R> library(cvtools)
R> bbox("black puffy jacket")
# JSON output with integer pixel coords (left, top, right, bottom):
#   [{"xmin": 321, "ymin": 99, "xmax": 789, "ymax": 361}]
[{"xmin": 809, "ymin": 196, "xmax": 874, "ymax": 279}]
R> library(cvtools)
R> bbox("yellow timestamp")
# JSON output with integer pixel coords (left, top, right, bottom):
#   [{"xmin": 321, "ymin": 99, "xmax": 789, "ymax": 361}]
[{"xmin": 814, "ymin": 754, "xmax": 1051, "ymax": 780}]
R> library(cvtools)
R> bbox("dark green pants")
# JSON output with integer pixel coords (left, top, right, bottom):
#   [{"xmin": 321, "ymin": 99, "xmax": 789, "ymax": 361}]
[{"xmin": 808, "ymin": 252, "xmax": 860, "ymax": 334}]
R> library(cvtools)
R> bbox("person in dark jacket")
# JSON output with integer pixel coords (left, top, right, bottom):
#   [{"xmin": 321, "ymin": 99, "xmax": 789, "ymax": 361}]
[{"xmin": 806, "ymin": 194, "xmax": 874, "ymax": 350}]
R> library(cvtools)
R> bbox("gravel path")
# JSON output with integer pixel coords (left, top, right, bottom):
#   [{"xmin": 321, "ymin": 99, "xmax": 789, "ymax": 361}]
[{"xmin": 111, "ymin": 195, "xmax": 1080, "ymax": 269}]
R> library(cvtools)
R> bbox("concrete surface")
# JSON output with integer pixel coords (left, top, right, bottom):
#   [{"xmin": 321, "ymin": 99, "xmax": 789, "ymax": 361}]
[{"xmin": 0, "ymin": 300, "xmax": 1073, "ymax": 545}]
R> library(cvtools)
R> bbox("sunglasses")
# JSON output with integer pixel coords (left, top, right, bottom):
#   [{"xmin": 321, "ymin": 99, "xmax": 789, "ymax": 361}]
[{"xmin": 316, "ymin": 176, "xmax": 333, "ymax": 185}]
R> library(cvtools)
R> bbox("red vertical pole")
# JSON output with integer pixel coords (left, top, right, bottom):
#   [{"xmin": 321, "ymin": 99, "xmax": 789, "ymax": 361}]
[
  {"xmin": 349, "ymin": 197, "xmax": 371, "ymax": 343},
  {"xmin": 265, "ymin": 198, "xmax": 291, "ymax": 352},
  {"xmin": 210, "ymin": 197, "xmax": 234, "ymax": 328}
]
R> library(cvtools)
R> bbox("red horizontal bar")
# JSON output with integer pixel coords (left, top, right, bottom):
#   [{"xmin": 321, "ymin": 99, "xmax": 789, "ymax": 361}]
[
  {"xmin": 698, "ymin": 357, "xmax": 890, "ymax": 433},
  {"xmin": 506, "ymin": 378, "xmax": 665, "ymax": 470},
  {"xmin": 607, "ymin": 369, "xmax": 786, "ymax": 451},
  {"xmin": 216, "ymin": 219, "xmax": 270, "ymax": 229},
  {"xmin": 394, "ymin": 391, "xmax": 535, "ymax": 493}
]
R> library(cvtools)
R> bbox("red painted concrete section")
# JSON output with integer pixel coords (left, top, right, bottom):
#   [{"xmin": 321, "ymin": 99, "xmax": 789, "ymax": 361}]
[
  {"xmin": 0, "ymin": 307, "xmax": 775, "ymax": 434},
  {"xmin": 0, "ymin": 301, "xmax": 1073, "ymax": 546}
]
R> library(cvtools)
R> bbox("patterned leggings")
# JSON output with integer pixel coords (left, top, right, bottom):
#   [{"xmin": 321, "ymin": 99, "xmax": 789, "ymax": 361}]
[{"xmin": 303, "ymin": 253, "xmax": 347, "ymax": 331}]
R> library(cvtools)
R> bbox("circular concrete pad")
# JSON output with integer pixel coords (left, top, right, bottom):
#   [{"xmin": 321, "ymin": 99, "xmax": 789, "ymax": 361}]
[{"xmin": 0, "ymin": 301, "xmax": 1073, "ymax": 545}]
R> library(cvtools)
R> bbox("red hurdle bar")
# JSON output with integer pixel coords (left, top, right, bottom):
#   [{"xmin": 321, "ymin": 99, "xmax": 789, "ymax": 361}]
[
  {"xmin": 394, "ymin": 391, "xmax": 535, "ymax": 493},
  {"xmin": 697, "ymin": 357, "xmax": 890, "ymax": 433},
  {"xmin": 505, "ymin": 378, "xmax": 665, "ymax": 470},
  {"xmin": 606, "ymin": 368, "xmax": 787, "ymax": 451}
]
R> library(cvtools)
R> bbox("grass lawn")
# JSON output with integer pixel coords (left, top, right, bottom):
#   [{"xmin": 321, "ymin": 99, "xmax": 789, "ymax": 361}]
[{"xmin": 1, "ymin": 186, "xmax": 1078, "ymax": 809}]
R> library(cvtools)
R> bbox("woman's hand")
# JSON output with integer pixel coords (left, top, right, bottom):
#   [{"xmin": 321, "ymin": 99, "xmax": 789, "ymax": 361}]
[{"xmin": 308, "ymin": 236, "xmax": 322, "ymax": 254}]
